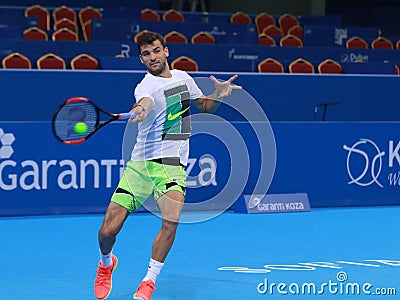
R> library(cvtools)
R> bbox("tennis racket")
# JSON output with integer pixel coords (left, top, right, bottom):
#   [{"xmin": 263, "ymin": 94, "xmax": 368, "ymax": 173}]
[{"xmin": 52, "ymin": 97, "xmax": 136, "ymax": 145}]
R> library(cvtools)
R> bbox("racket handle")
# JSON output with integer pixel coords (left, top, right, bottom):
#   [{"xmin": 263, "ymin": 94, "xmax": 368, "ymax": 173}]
[{"xmin": 118, "ymin": 112, "xmax": 137, "ymax": 120}]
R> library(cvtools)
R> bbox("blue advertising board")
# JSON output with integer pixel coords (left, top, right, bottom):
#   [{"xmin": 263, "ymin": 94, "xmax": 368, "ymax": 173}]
[{"xmin": 1, "ymin": 121, "xmax": 400, "ymax": 217}]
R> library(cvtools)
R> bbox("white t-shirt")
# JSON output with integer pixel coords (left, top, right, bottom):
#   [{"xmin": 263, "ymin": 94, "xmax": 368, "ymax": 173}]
[{"xmin": 131, "ymin": 70, "xmax": 203, "ymax": 166}]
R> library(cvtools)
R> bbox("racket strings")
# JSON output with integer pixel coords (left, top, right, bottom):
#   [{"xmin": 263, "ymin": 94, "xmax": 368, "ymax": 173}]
[{"xmin": 53, "ymin": 102, "xmax": 98, "ymax": 141}]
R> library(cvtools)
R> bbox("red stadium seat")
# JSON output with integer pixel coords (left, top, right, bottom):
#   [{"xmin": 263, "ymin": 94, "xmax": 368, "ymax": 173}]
[
  {"xmin": 141, "ymin": 8, "xmax": 160, "ymax": 21},
  {"xmin": 395, "ymin": 64, "xmax": 400, "ymax": 75},
  {"xmin": 318, "ymin": 59, "xmax": 342, "ymax": 74},
  {"xmin": 230, "ymin": 11, "xmax": 251, "ymax": 24},
  {"xmin": 163, "ymin": 9, "xmax": 184, "ymax": 22},
  {"xmin": 52, "ymin": 28, "xmax": 78, "ymax": 41},
  {"xmin": 37, "ymin": 53, "xmax": 66, "ymax": 69},
  {"xmin": 255, "ymin": 13, "xmax": 275, "ymax": 34},
  {"xmin": 133, "ymin": 30, "xmax": 149, "ymax": 43},
  {"xmin": 258, "ymin": 58, "xmax": 284, "ymax": 73},
  {"xmin": 346, "ymin": 36, "xmax": 368, "ymax": 49},
  {"xmin": 371, "ymin": 36, "xmax": 393, "ymax": 49},
  {"xmin": 289, "ymin": 58, "xmax": 315, "ymax": 73},
  {"xmin": 2, "ymin": 52, "xmax": 32, "ymax": 69},
  {"xmin": 164, "ymin": 31, "xmax": 188, "ymax": 44},
  {"xmin": 191, "ymin": 31, "xmax": 215, "ymax": 44},
  {"xmin": 287, "ymin": 25, "xmax": 303, "ymax": 40},
  {"xmin": 79, "ymin": 6, "xmax": 102, "ymax": 27},
  {"xmin": 280, "ymin": 34, "xmax": 303, "ymax": 47},
  {"xmin": 258, "ymin": 33, "xmax": 276, "ymax": 46},
  {"xmin": 23, "ymin": 27, "xmax": 48, "ymax": 41},
  {"xmin": 54, "ymin": 18, "xmax": 78, "ymax": 32},
  {"xmin": 262, "ymin": 25, "xmax": 283, "ymax": 37},
  {"xmin": 53, "ymin": 5, "xmax": 77, "ymax": 24},
  {"xmin": 171, "ymin": 56, "xmax": 198, "ymax": 71},
  {"xmin": 278, "ymin": 13, "xmax": 299, "ymax": 36},
  {"xmin": 70, "ymin": 54, "xmax": 99, "ymax": 70},
  {"xmin": 24, "ymin": 4, "xmax": 50, "ymax": 31}
]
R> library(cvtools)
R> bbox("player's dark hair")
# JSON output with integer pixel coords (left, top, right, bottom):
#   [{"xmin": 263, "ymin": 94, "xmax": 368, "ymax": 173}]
[{"xmin": 137, "ymin": 31, "xmax": 166, "ymax": 52}]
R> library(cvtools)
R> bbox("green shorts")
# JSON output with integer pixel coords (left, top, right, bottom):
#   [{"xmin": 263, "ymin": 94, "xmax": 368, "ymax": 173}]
[{"xmin": 111, "ymin": 159, "xmax": 186, "ymax": 213}]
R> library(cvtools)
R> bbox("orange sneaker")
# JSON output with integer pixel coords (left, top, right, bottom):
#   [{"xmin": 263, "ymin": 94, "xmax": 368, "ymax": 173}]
[
  {"xmin": 94, "ymin": 255, "xmax": 118, "ymax": 299},
  {"xmin": 133, "ymin": 279, "xmax": 156, "ymax": 300}
]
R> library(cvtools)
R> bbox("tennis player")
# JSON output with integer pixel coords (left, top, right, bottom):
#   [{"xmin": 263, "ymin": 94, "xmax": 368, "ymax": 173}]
[{"xmin": 94, "ymin": 30, "xmax": 241, "ymax": 300}]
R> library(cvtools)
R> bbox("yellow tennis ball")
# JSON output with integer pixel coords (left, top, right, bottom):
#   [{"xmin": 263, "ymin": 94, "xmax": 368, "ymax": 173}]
[{"xmin": 74, "ymin": 122, "xmax": 88, "ymax": 134}]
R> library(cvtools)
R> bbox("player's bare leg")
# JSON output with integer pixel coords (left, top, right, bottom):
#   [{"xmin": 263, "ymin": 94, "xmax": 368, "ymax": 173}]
[
  {"xmin": 134, "ymin": 190, "xmax": 184, "ymax": 300},
  {"xmin": 98, "ymin": 202, "xmax": 129, "ymax": 254},
  {"xmin": 152, "ymin": 190, "xmax": 184, "ymax": 261},
  {"xmin": 94, "ymin": 202, "xmax": 129, "ymax": 299}
]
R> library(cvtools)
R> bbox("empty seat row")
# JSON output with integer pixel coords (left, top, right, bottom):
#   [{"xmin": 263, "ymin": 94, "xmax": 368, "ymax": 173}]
[
  {"xmin": 24, "ymin": 27, "xmax": 79, "ymax": 41},
  {"xmin": 170, "ymin": 55, "xmax": 399, "ymax": 75},
  {"xmin": 141, "ymin": 8, "xmax": 300, "ymax": 37},
  {"xmin": 346, "ymin": 36, "xmax": 399, "ymax": 50},
  {"xmin": 24, "ymin": 4, "xmax": 102, "ymax": 41},
  {"xmin": 257, "ymin": 57, "xmax": 399, "ymax": 75},
  {"xmin": 2, "ymin": 52, "xmax": 98, "ymax": 70}
]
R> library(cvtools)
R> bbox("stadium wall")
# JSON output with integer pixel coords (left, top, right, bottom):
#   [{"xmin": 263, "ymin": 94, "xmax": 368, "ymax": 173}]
[{"xmin": 0, "ymin": 70, "xmax": 399, "ymax": 216}]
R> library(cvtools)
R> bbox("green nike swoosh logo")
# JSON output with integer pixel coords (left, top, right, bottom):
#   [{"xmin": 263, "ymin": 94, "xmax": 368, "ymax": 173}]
[{"xmin": 167, "ymin": 107, "xmax": 190, "ymax": 121}]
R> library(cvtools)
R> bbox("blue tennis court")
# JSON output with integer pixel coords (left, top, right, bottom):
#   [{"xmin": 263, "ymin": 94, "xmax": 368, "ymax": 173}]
[{"xmin": 2, "ymin": 205, "xmax": 399, "ymax": 299}]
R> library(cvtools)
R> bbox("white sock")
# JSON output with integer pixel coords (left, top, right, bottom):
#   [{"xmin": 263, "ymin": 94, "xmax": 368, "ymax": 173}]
[
  {"xmin": 143, "ymin": 258, "xmax": 164, "ymax": 283},
  {"xmin": 100, "ymin": 250, "xmax": 113, "ymax": 267}
]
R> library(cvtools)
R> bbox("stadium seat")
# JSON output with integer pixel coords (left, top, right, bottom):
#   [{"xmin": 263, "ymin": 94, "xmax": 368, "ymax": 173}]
[
  {"xmin": 287, "ymin": 25, "xmax": 303, "ymax": 40},
  {"xmin": 2, "ymin": 52, "xmax": 32, "ymax": 69},
  {"xmin": 23, "ymin": 27, "xmax": 48, "ymax": 41},
  {"xmin": 162, "ymin": 9, "xmax": 184, "ymax": 22},
  {"xmin": 395, "ymin": 64, "xmax": 400, "ymax": 75},
  {"xmin": 317, "ymin": 59, "xmax": 342, "ymax": 74},
  {"xmin": 346, "ymin": 36, "xmax": 368, "ymax": 49},
  {"xmin": 230, "ymin": 12, "xmax": 252, "ymax": 24},
  {"xmin": 70, "ymin": 53, "xmax": 98, "ymax": 70},
  {"xmin": 262, "ymin": 25, "xmax": 283, "ymax": 37},
  {"xmin": 164, "ymin": 31, "xmax": 188, "ymax": 44},
  {"xmin": 371, "ymin": 36, "xmax": 393, "ymax": 49},
  {"xmin": 289, "ymin": 58, "xmax": 315, "ymax": 73},
  {"xmin": 255, "ymin": 13, "xmax": 275, "ymax": 34},
  {"xmin": 37, "ymin": 53, "xmax": 66, "ymax": 69},
  {"xmin": 191, "ymin": 31, "xmax": 215, "ymax": 44},
  {"xmin": 24, "ymin": 4, "xmax": 50, "ymax": 31},
  {"xmin": 52, "ymin": 28, "xmax": 78, "ymax": 41},
  {"xmin": 396, "ymin": 40, "xmax": 400, "ymax": 50},
  {"xmin": 280, "ymin": 34, "xmax": 303, "ymax": 47},
  {"xmin": 133, "ymin": 30, "xmax": 149, "ymax": 43},
  {"xmin": 258, "ymin": 33, "xmax": 276, "ymax": 46},
  {"xmin": 141, "ymin": 8, "xmax": 160, "ymax": 21},
  {"xmin": 54, "ymin": 18, "xmax": 77, "ymax": 32},
  {"xmin": 53, "ymin": 5, "xmax": 77, "ymax": 24},
  {"xmin": 258, "ymin": 58, "xmax": 284, "ymax": 73},
  {"xmin": 171, "ymin": 56, "xmax": 198, "ymax": 71},
  {"xmin": 278, "ymin": 13, "xmax": 299, "ymax": 36},
  {"xmin": 79, "ymin": 6, "xmax": 102, "ymax": 27},
  {"xmin": 82, "ymin": 20, "xmax": 93, "ymax": 41}
]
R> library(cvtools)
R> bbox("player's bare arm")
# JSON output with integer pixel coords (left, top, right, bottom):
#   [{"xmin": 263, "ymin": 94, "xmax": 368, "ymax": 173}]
[
  {"xmin": 129, "ymin": 97, "xmax": 153, "ymax": 122},
  {"xmin": 193, "ymin": 75, "xmax": 242, "ymax": 113}
]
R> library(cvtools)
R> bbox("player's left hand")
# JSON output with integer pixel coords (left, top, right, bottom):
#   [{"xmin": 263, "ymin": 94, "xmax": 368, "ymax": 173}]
[{"xmin": 210, "ymin": 75, "xmax": 242, "ymax": 99}]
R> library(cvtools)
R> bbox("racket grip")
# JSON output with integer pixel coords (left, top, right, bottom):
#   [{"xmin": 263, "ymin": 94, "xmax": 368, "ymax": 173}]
[{"xmin": 118, "ymin": 112, "xmax": 137, "ymax": 120}]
